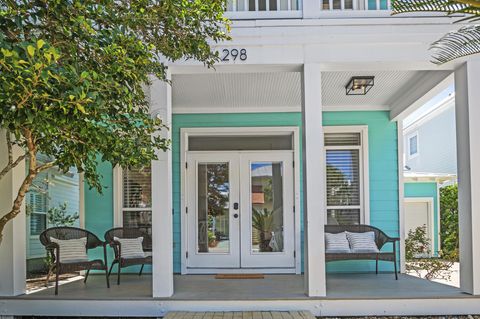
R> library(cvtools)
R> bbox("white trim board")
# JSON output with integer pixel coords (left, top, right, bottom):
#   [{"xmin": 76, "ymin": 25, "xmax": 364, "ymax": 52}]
[{"xmin": 4, "ymin": 297, "xmax": 480, "ymax": 317}]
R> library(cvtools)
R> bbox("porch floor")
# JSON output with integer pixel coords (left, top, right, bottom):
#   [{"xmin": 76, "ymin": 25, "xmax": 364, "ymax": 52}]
[{"xmin": 17, "ymin": 273, "xmax": 471, "ymax": 300}]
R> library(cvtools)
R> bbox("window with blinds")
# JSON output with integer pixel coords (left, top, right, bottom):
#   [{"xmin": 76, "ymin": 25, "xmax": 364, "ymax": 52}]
[
  {"xmin": 28, "ymin": 191, "xmax": 48, "ymax": 236},
  {"xmin": 325, "ymin": 131, "xmax": 365, "ymax": 225},
  {"xmin": 122, "ymin": 166, "xmax": 152, "ymax": 235}
]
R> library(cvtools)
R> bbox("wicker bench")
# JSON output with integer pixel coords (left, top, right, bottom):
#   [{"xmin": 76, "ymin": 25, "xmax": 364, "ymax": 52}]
[{"xmin": 325, "ymin": 224, "xmax": 400, "ymax": 279}]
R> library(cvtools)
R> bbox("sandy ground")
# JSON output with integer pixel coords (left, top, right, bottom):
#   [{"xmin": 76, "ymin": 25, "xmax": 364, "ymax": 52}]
[{"xmin": 407, "ymin": 262, "xmax": 460, "ymax": 287}]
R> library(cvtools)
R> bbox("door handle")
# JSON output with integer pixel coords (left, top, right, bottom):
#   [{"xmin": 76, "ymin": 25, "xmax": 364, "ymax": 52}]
[
  {"xmin": 233, "ymin": 202, "xmax": 239, "ymax": 210},
  {"xmin": 233, "ymin": 213, "xmax": 239, "ymax": 219}
]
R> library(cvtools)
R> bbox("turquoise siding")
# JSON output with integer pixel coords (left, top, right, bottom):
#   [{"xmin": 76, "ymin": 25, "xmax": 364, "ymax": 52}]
[
  {"xmin": 85, "ymin": 110, "xmax": 400, "ymax": 274},
  {"xmin": 84, "ymin": 161, "xmax": 115, "ymax": 263},
  {"xmin": 404, "ymin": 182, "xmax": 439, "ymax": 254},
  {"xmin": 172, "ymin": 113, "xmax": 303, "ymax": 273},
  {"xmin": 324, "ymin": 111, "xmax": 399, "ymax": 273}
]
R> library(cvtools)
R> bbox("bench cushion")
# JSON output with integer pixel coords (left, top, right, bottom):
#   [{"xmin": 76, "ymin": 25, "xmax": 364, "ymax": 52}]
[
  {"xmin": 346, "ymin": 231, "xmax": 379, "ymax": 253},
  {"xmin": 325, "ymin": 232, "xmax": 351, "ymax": 253}
]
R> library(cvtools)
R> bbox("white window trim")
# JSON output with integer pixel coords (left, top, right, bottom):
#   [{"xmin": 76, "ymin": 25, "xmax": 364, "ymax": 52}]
[
  {"xmin": 407, "ymin": 131, "xmax": 419, "ymax": 160},
  {"xmin": 323, "ymin": 125, "xmax": 370, "ymax": 224},
  {"xmin": 113, "ymin": 166, "xmax": 153, "ymax": 228}
]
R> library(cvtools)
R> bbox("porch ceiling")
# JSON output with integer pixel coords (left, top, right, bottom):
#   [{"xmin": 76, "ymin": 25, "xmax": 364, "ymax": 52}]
[
  {"xmin": 172, "ymin": 72, "xmax": 302, "ymax": 113},
  {"xmin": 171, "ymin": 70, "xmax": 448, "ymax": 113}
]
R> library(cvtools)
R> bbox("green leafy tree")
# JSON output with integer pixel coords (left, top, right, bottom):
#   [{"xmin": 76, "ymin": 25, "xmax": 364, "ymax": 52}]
[
  {"xmin": 47, "ymin": 203, "xmax": 80, "ymax": 228},
  {"xmin": 440, "ymin": 184, "xmax": 459, "ymax": 260},
  {"xmin": 391, "ymin": 0, "xmax": 480, "ymax": 64},
  {"xmin": 0, "ymin": 0, "xmax": 230, "ymax": 245}
]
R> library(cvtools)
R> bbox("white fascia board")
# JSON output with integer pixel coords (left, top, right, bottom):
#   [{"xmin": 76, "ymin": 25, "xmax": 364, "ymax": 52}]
[
  {"xmin": 390, "ymin": 71, "xmax": 453, "ymax": 121},
  {"xmin": 403, "ymin": 95, "xmax": 455, "ymax": 132}
]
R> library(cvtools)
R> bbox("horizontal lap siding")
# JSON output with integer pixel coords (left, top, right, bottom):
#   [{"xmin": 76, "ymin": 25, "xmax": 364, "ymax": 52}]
[
  {"xmin": 172, "ymin": 113, "xmax": 303, "ymax": 273},
  {"xmin": 84, "ymin": 161, "xmax": 116, "ymax": 267},
  {"xmin": 83, "ymin": 111, "xmax": 399, "ymax": 274},
  {"xmin": 324, "ymin": 111, "xmax": 399, "ymax": 273}
]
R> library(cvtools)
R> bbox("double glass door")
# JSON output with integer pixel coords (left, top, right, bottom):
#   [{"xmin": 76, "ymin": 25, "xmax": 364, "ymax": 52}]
[{"xmin": 186, "ymin": 151, "xmax": 295, "ymax": 270}]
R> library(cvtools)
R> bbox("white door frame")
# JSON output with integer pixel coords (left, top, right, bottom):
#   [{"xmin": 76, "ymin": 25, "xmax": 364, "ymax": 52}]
[
  {"xmin": 404, "ymin": 197, "xmax": 436, "ymax": 255},
  {"xmin": 180, "ymin": 127, "xmax": 301, "ymax": 274}
]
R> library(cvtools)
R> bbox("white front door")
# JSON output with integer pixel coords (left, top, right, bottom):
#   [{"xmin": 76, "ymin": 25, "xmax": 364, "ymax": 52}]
[{"xmin": 186, "ymin": 151, "xmax": 295, "ymax": 271}]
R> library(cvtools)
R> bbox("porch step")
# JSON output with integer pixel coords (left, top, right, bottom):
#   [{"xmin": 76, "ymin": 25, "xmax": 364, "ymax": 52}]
[{"xmin": 164, "ymin": 311, "xmax": 316, "ymax": 319}]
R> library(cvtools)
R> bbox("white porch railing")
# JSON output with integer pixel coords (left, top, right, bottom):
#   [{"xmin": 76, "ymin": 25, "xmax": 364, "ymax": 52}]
[
  {"xmin": 225, "ymin": 0, "xmax": 303, "ymax": 19},
  {"xmin": 225, "ymin": 0, "xmax": 391, "ymax": 19}
]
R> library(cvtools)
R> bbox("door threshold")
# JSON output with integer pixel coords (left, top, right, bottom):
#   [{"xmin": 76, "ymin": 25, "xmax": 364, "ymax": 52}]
[{"xmin": 185, "ymin": 268, "xmax": 297, "ymax": 274}]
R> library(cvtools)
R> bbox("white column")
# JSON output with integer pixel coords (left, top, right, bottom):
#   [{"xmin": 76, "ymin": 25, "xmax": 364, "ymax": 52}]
[
  {"xmin": 303, "ymin": 0, "xmax": 321, "ymax": 18},
  {"xmin": 397, "ymin": 121, "xmax": 406, "ymax": 273},
  {"xmin": 302, "ymin": 63, "xmax": 327, "ymax": 297},
  {"xmin": 0, "ymin": 133, "xmax": 26, "ymax": 296},
  {"xmin": 150, "ymin": 74, "xmax": 174, "ymax": 297},
  {"xmin": 455, "ymin": 59, "xmax": 480, "ymax": 295}
]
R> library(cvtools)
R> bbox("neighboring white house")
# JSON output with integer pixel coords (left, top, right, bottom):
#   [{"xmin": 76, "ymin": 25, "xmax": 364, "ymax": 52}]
[
  {"xmin": 403, "ymin": 91, "xmax": 457, "ymax": 255},
  {"xmin": 25, "ymin": 160, "xmax": 80, "ymax": 272},
  {"xmin": 2, "ymin": 1, "xmax": 480, "ymax": 317}
]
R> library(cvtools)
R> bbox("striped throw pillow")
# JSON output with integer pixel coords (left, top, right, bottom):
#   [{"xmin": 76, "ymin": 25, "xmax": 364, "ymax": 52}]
[
  {"xmin": 325, "ymin": 232, "xmax": 351, "ymax": 253},
  {"xmin": 346, "ymin": 231, "xmax": 379, "ymax": 253},
  {"xmin": 50, "ymin": 237, "xmax": 88, "ymax": 263},
  {"xmin": 114, "ymin": 236, "xmax": 145, "ymax": 259}
]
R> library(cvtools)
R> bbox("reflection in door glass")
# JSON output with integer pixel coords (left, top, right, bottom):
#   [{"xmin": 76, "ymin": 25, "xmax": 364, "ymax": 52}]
[
  {"xmin": 197, "ymin": 163, "xmax": 230, "ymax": 254},
  {"xmin": 251, "ymin": 162, "xmax": 284, "ymax": 253}
]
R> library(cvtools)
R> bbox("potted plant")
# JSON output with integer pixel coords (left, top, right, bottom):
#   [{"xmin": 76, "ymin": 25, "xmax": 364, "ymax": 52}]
[{"xmin": 252, "ymin": 208, "xmax": 275, "ymax": 252}]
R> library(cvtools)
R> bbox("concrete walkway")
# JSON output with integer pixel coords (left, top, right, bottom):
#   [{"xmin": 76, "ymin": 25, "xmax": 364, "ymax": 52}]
[{"xmin": 163, "ymin": 311, "xmax": 316, "ymax": 319}]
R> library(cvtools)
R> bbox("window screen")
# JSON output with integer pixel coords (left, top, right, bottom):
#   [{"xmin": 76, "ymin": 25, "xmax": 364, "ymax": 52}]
[{"xmin": 325, "ymin": 131, "xmax": 364, "ymax": 225}]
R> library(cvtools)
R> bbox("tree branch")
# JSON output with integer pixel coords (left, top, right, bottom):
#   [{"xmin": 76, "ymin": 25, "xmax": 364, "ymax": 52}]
[{"xmin": 0, "ymin": 131, "xmax": 27, "ymax": 180}]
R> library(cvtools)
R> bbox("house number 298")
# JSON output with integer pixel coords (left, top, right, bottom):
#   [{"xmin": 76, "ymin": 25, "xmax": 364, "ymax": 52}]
[{"xmin": 221, "ymin": 48, "xmax": 247, "ymax": 62}]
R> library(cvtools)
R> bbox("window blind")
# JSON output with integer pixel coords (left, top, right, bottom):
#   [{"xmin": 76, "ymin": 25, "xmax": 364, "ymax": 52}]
[
  {"xmin": 122, "ymin": 167, "xmax": 152, "ymax": 208},
  {"xmin": 122, "ymin": 167, "xmax": 152, "ymax": 233},
  {"xmin": 28, "ymin": 192, "xmax": 48, "ymax": 235},
  {"xmin": 325, "ymin": 132, "xmax": 361, "ymax": 146},
  {"xmin": 326, "ymin": 149, "xmax": 360, "ymax": 206},
  {"xmin": 325, "ymin": 132, "xmax": 363, "ymax": 225}
]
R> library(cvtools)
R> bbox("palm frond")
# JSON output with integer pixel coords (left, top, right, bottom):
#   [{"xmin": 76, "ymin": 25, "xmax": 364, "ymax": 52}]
[
  {"xmin": 430, "ymin": 25, "xmax": 480, "ymax": 64},
  {"xmin": 391, "ymin": 0, "xmax": 480, "ymax": 18}
]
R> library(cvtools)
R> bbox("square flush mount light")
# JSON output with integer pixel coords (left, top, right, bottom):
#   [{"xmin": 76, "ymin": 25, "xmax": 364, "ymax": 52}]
[{"xmin": 345, "ymin": 76, "xmax": 375, "ymax": 95}]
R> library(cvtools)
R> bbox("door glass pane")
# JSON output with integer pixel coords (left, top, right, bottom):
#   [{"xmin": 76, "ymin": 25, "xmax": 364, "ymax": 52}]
[
  {"xmin": 251, "ymin": 162, "xmax": 284, "ymax": 253},
  {"xmin": 197, "ymin": 163, "xmax": 230, "ymax": 254}
]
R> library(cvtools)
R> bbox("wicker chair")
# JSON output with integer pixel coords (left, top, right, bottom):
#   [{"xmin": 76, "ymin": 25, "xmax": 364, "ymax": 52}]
[
  {"xmin": 325, "ymin": 224, "xmax": 400, "ymax": 279},
  {"xmin": 39, "ymin": 226, "xmax": 110, "ymax": 295},
  {"xmin": 104, "ymin": 227, "xmax": 152, "ymax": 285}
]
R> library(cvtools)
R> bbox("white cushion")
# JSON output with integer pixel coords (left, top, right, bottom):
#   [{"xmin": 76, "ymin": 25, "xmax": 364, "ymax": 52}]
[
  {"xmin": 114, "ymin": 236, "xmax": 145, "ymax": 259},
  {"xmin": 50, "ymin": 237, "xmax": 88, "ymax": 263},
  {"xmin": 325, "ymin": 232, "xmax": 351, "ymax": 253},
  {"xmin": 346, "ymin": 231, "xmax": 379, "ymax": 253}
]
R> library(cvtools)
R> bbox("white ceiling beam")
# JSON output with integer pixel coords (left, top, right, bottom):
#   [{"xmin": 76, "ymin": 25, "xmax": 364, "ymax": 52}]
[{"xmin": 389, "ymin": 71, "xmax": 453, "ymax": 121}]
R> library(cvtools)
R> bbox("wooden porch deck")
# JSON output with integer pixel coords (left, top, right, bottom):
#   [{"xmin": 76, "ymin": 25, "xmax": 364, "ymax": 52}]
[
  {"xmin": 4, "ymin": 274, "xmax": 480, "ymax": 317},
  {"xmin": 163, "ymin": 311, "xmax": 316, "ymax": 319},
  {"xmin": 17, "ymin": 273, "xmax": 470, "ymax": 300}
]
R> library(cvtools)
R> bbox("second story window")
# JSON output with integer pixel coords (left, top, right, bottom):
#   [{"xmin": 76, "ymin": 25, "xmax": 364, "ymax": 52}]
[
  {"xmin": 324, "ymin": 127, "xmax": 369, "ymax": 225},
  {"xmin": 408, "ymin": 132, "xmax": 419, "ymax": 159},
  {"xmin": 120, "ymin": 166, "xmax": 152, "ymax": 235}
]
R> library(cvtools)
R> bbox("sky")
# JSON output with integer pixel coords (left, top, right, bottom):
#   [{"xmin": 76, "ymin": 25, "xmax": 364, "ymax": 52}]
[{"xmin": 403, "ymin": 83, "xmax": 455, "ymax": 128}]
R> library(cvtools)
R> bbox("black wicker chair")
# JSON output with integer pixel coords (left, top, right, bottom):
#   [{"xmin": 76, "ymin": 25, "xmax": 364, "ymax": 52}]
[
  {"xmin": 39, "ymin": 226, "xmax": 110, "ymax": 295},
  {"xmin": 104, "ymin": 227, "xmax": 152, "ymax": 285},
  {"xmin": 325, "ymin": 224, "xmax": 400, "ymax": 279}
]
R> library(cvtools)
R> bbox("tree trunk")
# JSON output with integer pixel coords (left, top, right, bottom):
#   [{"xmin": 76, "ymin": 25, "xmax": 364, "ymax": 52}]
[{"xmin": 0, "ymin": 129, "xmax": 47, "ymax": 246}]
